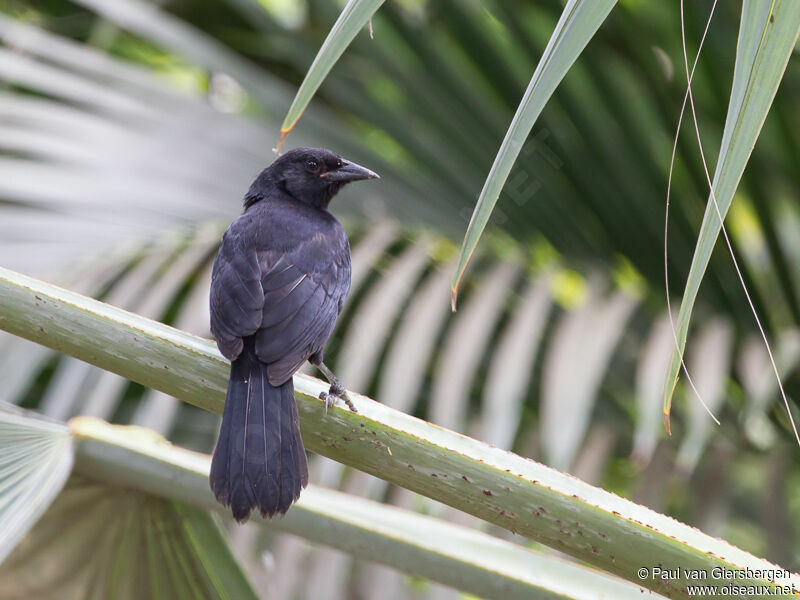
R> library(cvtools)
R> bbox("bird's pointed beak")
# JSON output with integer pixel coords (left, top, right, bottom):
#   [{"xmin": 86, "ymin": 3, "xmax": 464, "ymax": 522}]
[{"xmin": 322, "ymin": 159, "xmax": 380, "ymax": 182}]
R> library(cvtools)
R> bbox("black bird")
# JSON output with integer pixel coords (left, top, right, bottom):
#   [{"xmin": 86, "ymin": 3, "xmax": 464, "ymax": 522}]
[{"xmin": 209, "ymin": 147, "xmax": 378, "ymax": 522}]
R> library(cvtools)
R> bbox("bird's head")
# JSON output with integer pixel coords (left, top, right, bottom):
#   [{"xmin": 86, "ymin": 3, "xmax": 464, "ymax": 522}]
[{"xmin": 246, "ymin": 147, "xmax": 379, "ymax": 209}]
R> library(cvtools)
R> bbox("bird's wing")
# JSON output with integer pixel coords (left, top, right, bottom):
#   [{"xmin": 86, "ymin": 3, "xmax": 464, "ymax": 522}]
[
  {"xmin": 209, "ymin": 229, "xmax": 265, "ymax": 361},
  {"xmin": 255, "ymin": 237, "xmax": 350, "ymax": 386}
]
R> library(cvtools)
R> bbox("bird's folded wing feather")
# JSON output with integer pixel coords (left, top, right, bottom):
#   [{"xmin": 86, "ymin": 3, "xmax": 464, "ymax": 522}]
[
  {"xmin": 210, "ymin": 231, "xmax": 264, "ymax": 360},
  {"xmin": 255, "ymin": 245, "xmax": 349, "ymax": 385},
  {"xmin": 211, "ymin": 217, "xmax": 350, "ymax": 384}
]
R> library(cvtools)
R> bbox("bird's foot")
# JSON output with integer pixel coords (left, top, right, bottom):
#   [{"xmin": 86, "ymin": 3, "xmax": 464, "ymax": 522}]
[
  {"xmin": 319, "ymin": 390, "xmax": 335, "ymax": 413},
  {"xmin": 319, "ymin": 381, "xmax": 358, "ymax": 414}
]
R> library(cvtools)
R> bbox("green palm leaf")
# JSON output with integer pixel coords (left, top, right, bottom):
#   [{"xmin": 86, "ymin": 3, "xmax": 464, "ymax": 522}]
[
  {"xmin": 0, "ymin": 405, "xmax": 73, "ymax": 563},
  {"xmin": 450, "ymin": 0, "xmax": 617, "ymax": 307},
  {"xmin": 663, "ymin": 0, "xmax": 800, "ymax": 432},
  {"xmin": 277, "ymin": 0, "xmax": 386, "ymax": 150},
  {"xmin": 0, "ymin": 477, "xmax": 259, "ymax": 600}
]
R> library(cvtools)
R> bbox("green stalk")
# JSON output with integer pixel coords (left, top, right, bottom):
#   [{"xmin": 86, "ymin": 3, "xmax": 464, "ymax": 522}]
[
  {"xmin": 0, "ymin": 266, "xmax": 797, "ymax": 597},
  {"xmin": 69, "ymin": 416, "xmax": 652, "ymax": 600}
]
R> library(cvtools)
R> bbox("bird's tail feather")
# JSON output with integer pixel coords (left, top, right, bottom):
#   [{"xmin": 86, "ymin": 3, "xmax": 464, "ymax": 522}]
[{"xmin": 210, "ymin": 346, "xmax": 308, "ymax": 522}]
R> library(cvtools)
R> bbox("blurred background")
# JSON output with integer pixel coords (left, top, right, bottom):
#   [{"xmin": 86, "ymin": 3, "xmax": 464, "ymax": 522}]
[{"xmin": 0, "ymin": 0, "xmax": 799, "ymax": 597}]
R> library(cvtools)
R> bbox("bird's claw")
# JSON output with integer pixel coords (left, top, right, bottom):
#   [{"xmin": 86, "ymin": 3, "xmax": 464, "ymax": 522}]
[
  {"xmin": 319, "ymin": 390, "xmax": 337, "ymax": 414},
  {"xmin": 319, "ymin": 384, "xmax": 358, "ymax": 414}
]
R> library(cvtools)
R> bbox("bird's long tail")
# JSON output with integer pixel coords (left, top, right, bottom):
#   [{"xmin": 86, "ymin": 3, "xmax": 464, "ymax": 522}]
[{"xmin": 210, "ymin": 344, "xmax": 308, "ymax": 522}]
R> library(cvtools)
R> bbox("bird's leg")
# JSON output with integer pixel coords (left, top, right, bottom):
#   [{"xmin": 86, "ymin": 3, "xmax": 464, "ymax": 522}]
[{"xmin": 315, "ymin": 361, "xmax": 357, "ymax": 413}]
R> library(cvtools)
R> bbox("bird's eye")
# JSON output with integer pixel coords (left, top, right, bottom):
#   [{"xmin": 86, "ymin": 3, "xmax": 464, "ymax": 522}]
[{"xmin": 306, "ymin": 159, "xmax": 319, "ymax": 171}]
